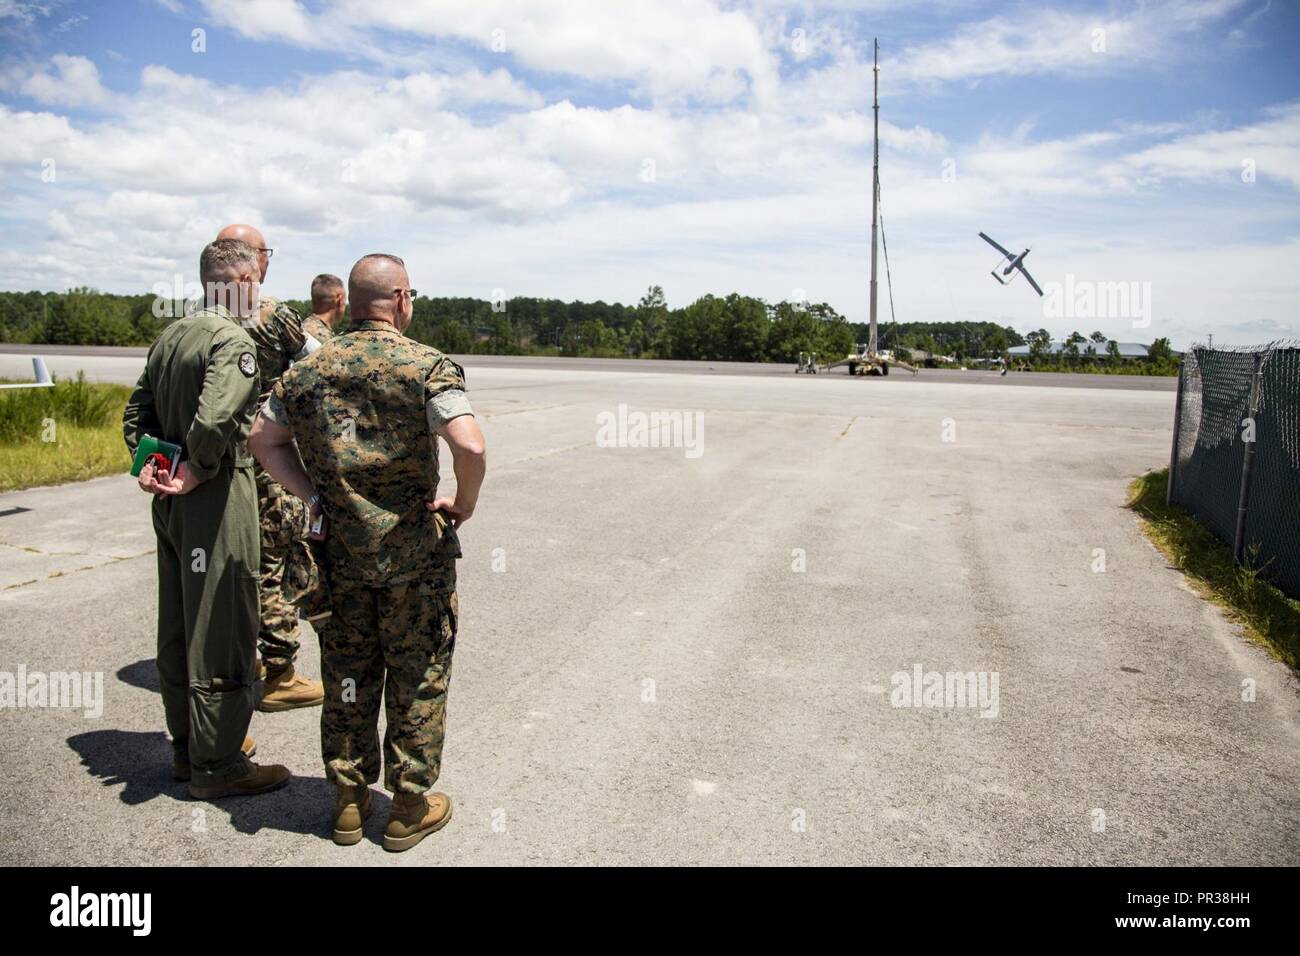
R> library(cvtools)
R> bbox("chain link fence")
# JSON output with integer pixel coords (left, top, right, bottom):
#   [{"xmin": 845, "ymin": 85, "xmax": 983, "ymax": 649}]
[{"xmin": 1168, "ymin": 342, "xmax": 1300, "ymax": 599}]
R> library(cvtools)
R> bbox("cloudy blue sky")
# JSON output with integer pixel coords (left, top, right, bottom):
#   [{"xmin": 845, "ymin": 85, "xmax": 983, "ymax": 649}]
[{"xmin": 1, "ymin": 0, "xmax": 1297, "ymax": 347}]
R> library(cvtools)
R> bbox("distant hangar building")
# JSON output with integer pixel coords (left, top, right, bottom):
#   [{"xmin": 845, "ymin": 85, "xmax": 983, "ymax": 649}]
[{"xmin": 1006, "ymin": 341, "xmax": 1170, "ymax": 359}]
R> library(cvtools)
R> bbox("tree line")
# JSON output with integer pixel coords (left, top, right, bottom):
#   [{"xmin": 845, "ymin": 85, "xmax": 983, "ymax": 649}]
[
  {"xmin": 0, "ymin": 285, "xmax": 866, "ymax": 361},
  {"xmin": 1, "ymin": 285, "xmax": 1176, "ymax": 371}
]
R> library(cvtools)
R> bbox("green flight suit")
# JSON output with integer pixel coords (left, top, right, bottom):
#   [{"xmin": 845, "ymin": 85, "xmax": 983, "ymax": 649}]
[{"xmin": 123, "ymin": 303, "xmax": 262, "ymax": 787}]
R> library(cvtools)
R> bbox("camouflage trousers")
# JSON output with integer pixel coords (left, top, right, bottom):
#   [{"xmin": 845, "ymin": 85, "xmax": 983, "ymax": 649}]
[
  {"xmin": 256, "ymin": 471, "xmax": 304, "ymax": 677},
  {"xmin": 322, "ymin": 562, "xmax": 458, "ymax": 794}
]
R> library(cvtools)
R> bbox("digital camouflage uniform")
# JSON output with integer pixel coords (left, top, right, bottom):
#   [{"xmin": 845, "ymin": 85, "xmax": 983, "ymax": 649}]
[
  {"xmin": 282, "ymin": 313, "xmax": 334, "ymax": 623},
  {"xmin": 243, "ymin": 296, "xmax": 318, "ymax": 677},
  {"xmin": 123, "ymin": 303, "xmax": 262, "ymax": 787},
  {"xmin": 301, "ymin": 313, "xmax": 335, "ymax": 347},
  {"xmin": 264, "ymin": 319, "xmax": 473, "ymax": 794}
]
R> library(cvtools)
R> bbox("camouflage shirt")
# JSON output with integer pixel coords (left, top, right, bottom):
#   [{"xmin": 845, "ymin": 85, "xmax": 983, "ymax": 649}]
[
  {"xmin": 302, "ymin": 314, "xmax": 335, "ymax": 346},
  {"xmin": 265, "ymin": 319, "xmax": 473, "ymax": 584},
  {"xmin": 244, "ymin": 296, "xmax": 308, "ymax": 404}
]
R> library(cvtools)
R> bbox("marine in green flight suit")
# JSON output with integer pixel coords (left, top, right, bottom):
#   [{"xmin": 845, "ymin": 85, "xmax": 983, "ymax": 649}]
[{"xmin": 123, "ymin": 237, "xmax": 290, "ymax": 799}]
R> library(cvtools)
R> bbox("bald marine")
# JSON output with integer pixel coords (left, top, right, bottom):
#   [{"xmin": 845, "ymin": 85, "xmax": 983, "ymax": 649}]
[
  {"xmin": 348, "ymin": 254, "xmax": 413, "ymax": 332},
  {"xmin": 216, "ymin": 224, "xmax": 271, "ymax": 283}
]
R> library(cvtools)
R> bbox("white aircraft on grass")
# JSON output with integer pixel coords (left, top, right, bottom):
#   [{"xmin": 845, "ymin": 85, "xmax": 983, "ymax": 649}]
[{"xmin": 0, "ymin": 357, "xmax": 54, "ymax": 389}]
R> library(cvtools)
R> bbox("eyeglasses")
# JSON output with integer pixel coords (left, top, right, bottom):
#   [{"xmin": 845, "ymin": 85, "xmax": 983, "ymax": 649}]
[
  {"xmin": 258, "ymin": 248, "xmax": 274, "ymax": 258},
  {"xmin": 394, "ymin": 288, "xmax": 417, "ymax": 299}
]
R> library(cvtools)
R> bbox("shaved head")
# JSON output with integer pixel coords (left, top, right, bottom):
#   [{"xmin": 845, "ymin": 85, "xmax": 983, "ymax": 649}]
[
  {"xmin": 348, "ymin": 254, "xmax": 410, "ymax": 327},
  {"xmin": 216, "ymin": 223, "xmax": 270, "ymax": 281},
  {"xmin": 216, "ymin": 223, "xmax": 264, "ymax": 247}
]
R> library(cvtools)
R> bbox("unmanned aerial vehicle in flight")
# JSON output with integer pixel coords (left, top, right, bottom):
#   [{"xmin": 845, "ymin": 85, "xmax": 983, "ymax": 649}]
[{"xmin": 979, "ymin": 232, "xmax": 1043, "ymax": 297}]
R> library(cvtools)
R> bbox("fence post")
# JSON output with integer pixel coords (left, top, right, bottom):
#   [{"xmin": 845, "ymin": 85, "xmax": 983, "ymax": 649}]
[
  {"xmin": 1167, "ymin": 360, "xmax": 1186, "ymax": 506},
  {"xmin": 1232, "ymin": 351, "xmax": 1263, "ymax": 565}
]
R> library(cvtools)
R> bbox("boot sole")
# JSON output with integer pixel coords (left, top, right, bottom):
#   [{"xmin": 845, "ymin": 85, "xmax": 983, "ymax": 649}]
[
  {"xmin": 257, "ymin": 696, "xmax": 324, "ymax": 713},
  {"xmin": 333, "ymin": 825, "xmax": 365, "ymax": 846},
  {"xmin": 173, "ymin": 742, "xmax": 257, "ymax": 782},
  {"xmin": 189, "ymin": 772, "xmax": 289, "ymax": 800},
  {"xmin": 383, "ymin": 801, "xmax": 453, "ymax": 852},
  {"xmin": 333, "ymin": 805, "xmax": 372, "ymax": 846}
]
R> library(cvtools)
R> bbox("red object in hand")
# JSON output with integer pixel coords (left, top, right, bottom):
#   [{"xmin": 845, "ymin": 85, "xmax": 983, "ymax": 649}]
[{"xmin": 146, "ymin": 452, "xmax": 173, "ymax": 473}]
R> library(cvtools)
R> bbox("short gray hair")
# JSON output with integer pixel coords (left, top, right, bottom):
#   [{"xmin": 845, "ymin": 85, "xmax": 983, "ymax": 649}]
[{"xmin": 200, "ymin": 238, "xmax": 259, "ymax": 286}]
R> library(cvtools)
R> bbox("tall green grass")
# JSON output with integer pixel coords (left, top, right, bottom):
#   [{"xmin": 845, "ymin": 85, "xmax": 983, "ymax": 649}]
[
  {"xmin": 1129, "ymin": 469, "xmax": 1300, "ymax": 671},
  {"xmin": 0, "ymin": 374, "xmax": 133, "ymax": 491},
  {"xmin": 0, "ymin": 373, "xmax": 121, "ymax": 442}
]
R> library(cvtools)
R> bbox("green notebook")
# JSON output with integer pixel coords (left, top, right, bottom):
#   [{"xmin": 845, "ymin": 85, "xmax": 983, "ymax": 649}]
[{"xmin": 130, "ymin": 435, "xmax": 182, "ymax": 477}]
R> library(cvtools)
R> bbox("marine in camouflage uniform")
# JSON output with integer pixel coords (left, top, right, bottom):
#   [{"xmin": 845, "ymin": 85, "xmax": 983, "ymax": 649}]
[
  {"xmin": 302, "ymin": 312, "xmax": 335, "ymax": 346},
  {"xmin": 250, "ymin": 253, "xmax": 484, "ymax": 850},
  {"xmin": 262, "ymin": 322, "xmax": 472, "ymax": 791},
  {"xmin": 281, "ymin": 308, "xmax": 335, "ymax": 624},
  {"xmin": 244, "ymin": 295, "xmax": 326, "ymax": 705},
  {"xmin": 246, "ymin": 297, "xmax": 305, "ymax": 654}
]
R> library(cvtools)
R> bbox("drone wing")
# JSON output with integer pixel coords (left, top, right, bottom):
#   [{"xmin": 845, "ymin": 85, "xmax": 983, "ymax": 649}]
[
  {"xmin": 978, "ymin": 232, "xmax": 1012, "ymax": 258},
  {"xmin": 0, "ymin": 357, "xmax": 54, "ymax": 389},
  {"xmin": 1017, "ymin": 263, "xmax": 1044, "ymax": 297}
]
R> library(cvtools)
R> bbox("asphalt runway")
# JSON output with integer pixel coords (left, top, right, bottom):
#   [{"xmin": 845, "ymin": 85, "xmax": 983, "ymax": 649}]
[
  {"xmin": 0, "ymin": 361, "xmax": 1294, "ymax": 865},
  {"xmin": 0, "ymin": 344, "xmax": 1177, "ymax": 390}
]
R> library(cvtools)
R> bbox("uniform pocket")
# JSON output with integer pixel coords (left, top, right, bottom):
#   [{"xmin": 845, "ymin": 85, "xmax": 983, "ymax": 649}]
[
  {"xmin": 423, "ymin": 587, "xmax": 458, "ymax": 659},
  {"xmin": 284, "ymin": 536, "xmax": 330, "ymax": 617},
  {"xmin": 430, "ymin": 508, "xmax": 463, "ymax": 560}
]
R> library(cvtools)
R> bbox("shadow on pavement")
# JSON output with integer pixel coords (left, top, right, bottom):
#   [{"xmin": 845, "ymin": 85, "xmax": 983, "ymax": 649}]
[
  {"xmin": 66, "ymin": 728, "xmax": 339, "ymax": 842},
  {"xmin": 67, "ymin": 729, "xmax": 175, "ymax": 805},
  {"xmin": 117, "ymin": 658, "xmax": 160, "ymax": 693},
  {"xmin": 222, "ymin": 774, "xmax": 335, "ymax": 840}
]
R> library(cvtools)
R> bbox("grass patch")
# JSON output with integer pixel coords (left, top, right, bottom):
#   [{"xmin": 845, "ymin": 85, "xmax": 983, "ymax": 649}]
[
  {"xmin": 1128, "ymin": 468, "xmax": 1300, "ymax": 672},
  {"xmin": 0, "ymin": 375, "xmax": 133, "ymax": 492}
]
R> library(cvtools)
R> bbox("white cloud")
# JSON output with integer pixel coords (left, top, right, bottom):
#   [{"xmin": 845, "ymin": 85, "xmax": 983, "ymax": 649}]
[
  {"xmin": 0, "ymin": 105, "xmax": 77, "ymax": 164},
  {"xmin": 20, "ymin": 54, "xmax": 111, "ymax": 107},
  {"xmin": 1115, "ymin": 102, "xmax": 1300, "ymax": 190},
  {"xmin": 0, "ymin": 1, "xmax": 49, "ymax": 24},
  {"xmin": 388, "ymin": 68, "xmax": 543, "ymax": 110},
  {"xmin": 198, "ymin": 0, "xmax": 319, "ymax": 46},
  {"xmin": 201, "ymin": 0, "xmax": 777, "ymax": 103},
  {"xmin": 890, "ymin": 0, "xmax": 1249, "ymax": 85}
]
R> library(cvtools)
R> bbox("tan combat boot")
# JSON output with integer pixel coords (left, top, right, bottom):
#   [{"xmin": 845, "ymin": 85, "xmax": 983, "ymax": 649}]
[
  {"xmin": 333, "ymin": 785, "xmax": 373, "ymax": 846},
  {"xmin": 383, "ymin": 791, "xmax": 453, "ymax": 852},
  {"xmin": 173, "ymin": 736, "xmax": 257, "ymax": 782},
  {"xmin": 189, "ymin": 761, "xmax": 290, "ymax": 800},
  {"xmin": 258, "ymin": 664, "xmax": 324, "ymax": 712}
]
